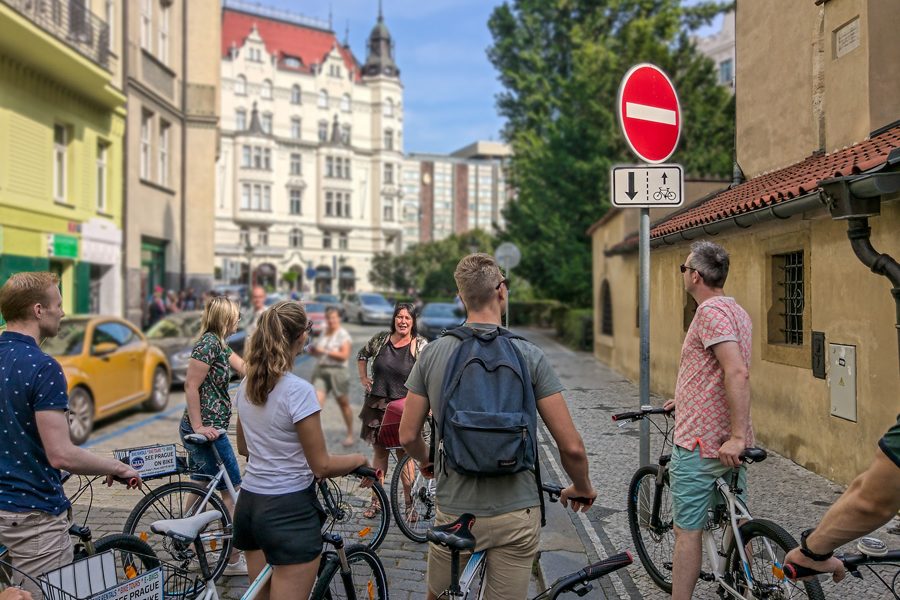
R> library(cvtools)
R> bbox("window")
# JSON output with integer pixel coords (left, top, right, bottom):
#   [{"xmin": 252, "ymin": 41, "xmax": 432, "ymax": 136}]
[
  {"xmin": 53, "ymin": 124, "xmax": 68, "ymax": 201},
  {"xmin": 284, "ymin": 56, "xmax": 300, "ymax": 68},
  {"xmin": 158, "ymin": 120, "xmax": 170, "ymax": 187},
  {"xmin": 289, "ymin": 228, "xmax": 302, "ymax": 248},
  {"xmin": 384, "ymin": 163, "xmax": 394, "ymax": 184},
  {"xmin": 318, "ymin": 120, "xmax": 328, "ymax": 142},
  {"xmin": 235, "ymin": 108, "xmax": 247, "ymax": 131},
  {"xmin": 262, "ymin": 185, "xmax": 271, "ymax": 211},
  {"xmin": 325, "ymin": 157, "xmax": 334, "ymax": 178},
  {"xmin": 340, "ymin": 94, "xmax": 351, "ymax": 112},
  {"xmin": 252, "ymin": 147, "xmax": 262, "ymax": 169},
  {"xmin": 158, "ymin": 3, "xmax": 169, "ymax": 63},
  {"xmin": 290, "ymin": 153, "xmax": 301, "ymax": 175},
  {"xmin": 719, "ymin": 59, "xmax": 734, "ymax": 85},
  {"xmin": 258, "ymin": 228, "xmax": 268, "ymax": 246},
  {"xmin": 289, "ymin": 188, "xmax": 302, "ymax": 214},
  {"xmin": 339, "ymin": 232, "xmax": 348, "ymax": 250},
  {"xmin": 771, "ymin": 251, "xmax": 805, "ymax": 345},
  {"xmin": 600, "ymin": 280, "xmax": 613, "ymax": 336},
  {"xmin": 105, "ymin": 0, "xmax": 114, "ymax": 51},
  {"xmin": 383, "ymin": 196, "xmax": 393, "ymax": 221},
  {"xmin": 291, "ymin": 84, "xmax": 301, "ymax": 104},
  {"xmin": 318, "ymin": 89, "xmax": 329, "ymax": 109},
  {"xmin": 263, "ymin": 148, "xmax": 271, "ymax": 170},
  {"xmin": 344, "ymin": 158, "xmax": 352, "ymax": 180},
  {"xmin": 334, "ymin": 158, "xmax": 343, "ymax": 179},
  {"xmin": 239, "ymin": 227, "xmax": 250, "ymax": 246},
  {"xmin": 261, "ymin": 79, "xmax": 273, "ymax": 100},
  {"xmin": 235, "ymin": 75, "xmax": 246, "ymax": 95},
  {"xmin": 252, "ymin": 184, "xmax": 261, "ymax": 210},
  {"xmin": 323, "ymin": 231, "xmax": 332, "ymax": 249},
  {"xmin": 343, "ymin": 192, "xmax": 351, "ymax": 217},
  {"xmin": 290, "ymin": 117, "xmax": 301, "ymax": 139},
  {"xmin": 140, "ymin": 111, "xmax": 151, "ymax": 180},
  {"xmin": 241, "ymin": 183, "xmax": 250, "ymax": 209},
  {"xmin": 96, "ymin": 141, "xmax": 108, "ymax": 212},
  {"xmin": 383, "ymin": 129, "xmax": 393, "ymax": 151},
  {"xmin": 261, "ymin": 113, "xmax": 272, "ymax": 134},
  {"xmin": 383, "ymin": 97, "xmax": 394, "ymax": 117},
  {"xmin": 140, "ymin": 0, "xmax": 152, "ymax": 52},
  {"xmin": 340, "ymin": 124, "xmax": 351, "ymax": 145},
  {"xmin": 329, "ymin": 64, "xmax": 342, "ymax": 78},
  {"xmin": 325, "ymin": 191, "xmax": 334, "ymax": 216}
]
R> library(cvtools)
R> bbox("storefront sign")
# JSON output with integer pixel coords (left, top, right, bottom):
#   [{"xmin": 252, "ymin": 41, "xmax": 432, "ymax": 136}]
[{"xmin": 47, "ymin": 234, "xmax": 79, "ymax": 259}]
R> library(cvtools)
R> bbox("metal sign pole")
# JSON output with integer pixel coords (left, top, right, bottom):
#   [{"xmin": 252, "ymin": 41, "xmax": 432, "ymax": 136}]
[
  {"xmin": 505, "ymin": 269, "xmax": 511, "ymax": 330},
  {"xmin": 639, "ymin": 208, "xmax": 651, "ymax": 467}
]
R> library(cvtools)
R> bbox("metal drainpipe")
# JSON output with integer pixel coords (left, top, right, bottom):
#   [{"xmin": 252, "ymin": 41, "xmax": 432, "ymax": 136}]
[
  {"xmin": 845, "ymin": 217, "xmax": 900, "ymax": 372},
  {"xmin": 179, "ymin": 0, "xmax": 188, "ymax": 291},
  {"xmin": 120, "ymin": 0, "xmax": 130, "ymax": 321}
]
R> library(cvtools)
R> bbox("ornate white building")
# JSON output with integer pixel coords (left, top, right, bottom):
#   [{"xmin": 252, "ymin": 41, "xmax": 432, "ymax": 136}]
[{"xmin": 215, "ymin": 1, "xmax": 404, "ymax": 294}]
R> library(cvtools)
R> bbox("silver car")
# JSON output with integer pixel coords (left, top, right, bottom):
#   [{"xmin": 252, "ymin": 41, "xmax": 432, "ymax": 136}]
[{"xmin": 343, "ymin": 293, "xmax": 394, "ymax": 325}]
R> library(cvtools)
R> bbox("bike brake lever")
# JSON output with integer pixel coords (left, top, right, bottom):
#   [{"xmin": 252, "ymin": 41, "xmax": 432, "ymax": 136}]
[{"xmin": 616, "ymin": 420, "xmax": 631, "ymax": 429}]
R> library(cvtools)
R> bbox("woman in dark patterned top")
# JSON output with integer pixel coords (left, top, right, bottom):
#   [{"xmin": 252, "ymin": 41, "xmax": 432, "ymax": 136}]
[
  {"xmin": 356, "ymin": 303, "xmax": 428, "ymax": 518},
  {"xmin": 181, "ymin": 296, "xmax": 247, "ymax": 575}
]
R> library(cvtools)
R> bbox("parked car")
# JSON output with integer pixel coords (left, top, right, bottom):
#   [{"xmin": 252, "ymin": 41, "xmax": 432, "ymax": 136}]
[
  {"xmin": 43, "ymin": 316, "xmax": 172, "ymax": 445},
  {"xmin": 313, "ymin": 293, "xmax": 343, "ymax": 316},
  {"xmin": 302, "ymin": 302, "xmax": 327, "ymax": 337},
  {"xmin": 417, "ymin": 302, "xmax": 466, "ymax": 340},
  {"xmin": 144, "ymin": 311, "xmax": 246, "ymax": 385},
  {"xmin": 342, "ymin": 292, "xmax": 394, "ymax": 325}
]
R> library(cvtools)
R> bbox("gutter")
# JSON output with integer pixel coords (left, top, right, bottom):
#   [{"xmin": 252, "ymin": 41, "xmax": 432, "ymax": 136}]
[{"xmin": 179, "ymin": 0, "xmax": 188, "ymax": 290}]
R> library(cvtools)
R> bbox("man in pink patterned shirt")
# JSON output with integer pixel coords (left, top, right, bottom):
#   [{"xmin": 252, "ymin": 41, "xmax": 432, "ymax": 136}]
[{"xmin": 664, "ymin": 240, "xmax": 753, "ymax": 600}]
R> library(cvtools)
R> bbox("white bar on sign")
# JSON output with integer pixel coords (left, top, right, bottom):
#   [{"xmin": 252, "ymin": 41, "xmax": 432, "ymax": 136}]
[{"xmin": 625, "ymin": 102, "xmax": 676, "ymax": 125}]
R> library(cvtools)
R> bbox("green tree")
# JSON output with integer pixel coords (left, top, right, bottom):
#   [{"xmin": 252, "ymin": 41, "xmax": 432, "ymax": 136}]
[{"xmin": 488, "ymin": 0, "xmax": 734, "ymax": 306}]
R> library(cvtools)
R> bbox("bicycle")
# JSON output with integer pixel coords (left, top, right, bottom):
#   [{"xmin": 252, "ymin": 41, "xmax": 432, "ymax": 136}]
[
  {"xmin": 426, "ymin": 482, "xmax": 632, "ymax": 599},
  {"xmin": 614, "ymin": 406, "xmax": 825, "ymax": 599},
  {"xmin": 146, "ymin": 509, "xmax": 388, "ymax": 599},
  {"xmin": 785, "ymin": 536, "xmax": 900, "ymax": 598},
  {"xmin": 122, "ymin": 433, "xmax": 389, "ymax": 583},
  {"xmin": 379, "ymin": 414, "xmax": 436, "ymax": 543}
]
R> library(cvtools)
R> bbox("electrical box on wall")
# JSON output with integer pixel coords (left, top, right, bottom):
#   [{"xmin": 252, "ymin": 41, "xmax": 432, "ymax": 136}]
[{"xmin": 829, "ymin": 344, "xmax": 857, "ymax": 422}]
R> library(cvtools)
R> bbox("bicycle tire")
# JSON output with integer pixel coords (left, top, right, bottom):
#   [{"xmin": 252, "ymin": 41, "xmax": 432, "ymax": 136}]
[
  {"xmin": 123, "ymin": 481, "xmax": 232, "ymax": 583},
  {"xmin": 319, "ymin": 474, "xmax": 389, "ymax": 551},
  {"xmin": 627, "ymin": 465, "xmax": 674, "ymax": 593},
  {"xmin": 91, "ymin": 533, "xmax": 161, "ymax": 574},
  {"xmin": 390, "ymin": 453, "xmax": 436, "ymax": 543},
  {"xmin": 311, "ymin": 544, "xmax": 388, "ymax": 600},
  {"xmin": 726, "ymin": 519, "xmax": 825, "ymax": 600}
]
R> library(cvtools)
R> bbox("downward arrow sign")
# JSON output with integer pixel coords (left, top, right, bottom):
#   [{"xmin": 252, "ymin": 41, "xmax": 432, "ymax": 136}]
[{"xmin": 626, "ymin": 172, "xmax": 638, "ymax": 200}]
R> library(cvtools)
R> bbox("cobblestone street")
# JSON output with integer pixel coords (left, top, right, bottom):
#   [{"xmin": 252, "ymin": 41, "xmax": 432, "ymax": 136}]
[{"xmin": 64, "ymin": 323, "xmax": 897, "ymax": 599}]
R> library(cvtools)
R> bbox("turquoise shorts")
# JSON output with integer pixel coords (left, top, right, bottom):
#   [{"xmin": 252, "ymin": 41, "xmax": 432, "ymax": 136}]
[{"xmin": 670, "ymin": 445, "xmax": 747, "ymax": 531}]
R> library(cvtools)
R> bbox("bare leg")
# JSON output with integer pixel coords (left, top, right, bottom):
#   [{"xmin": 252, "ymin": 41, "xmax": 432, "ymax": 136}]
[
  {"xmin": 672, "ymin": 526, "xmax": 703, "ymax": 600},
  {"xmin": 336, "ymin": 394, "xmax": 355, "ymax": 445},
  {"xmin": 316, "ymin": 389, "xmax": 327, "ymax": 408},
  {"xmin": 269, "ymin": 559, "xmax": 320, "ymax": 600},
  {"xmin": 221, "ymin": 487, "xmax": 241, "ymax": 562},
  {"xmin": 244, "ymin": 550, "xmax": 270, "ymax": 600},
  {"xmin": 364, "ymin": 443, "xmax": 388, "ymax": 518}
]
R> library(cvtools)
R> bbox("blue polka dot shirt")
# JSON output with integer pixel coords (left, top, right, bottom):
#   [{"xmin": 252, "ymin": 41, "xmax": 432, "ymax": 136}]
[{"xmin": 0, "ymin": 331, "xmax": 70, "ymax": 515}]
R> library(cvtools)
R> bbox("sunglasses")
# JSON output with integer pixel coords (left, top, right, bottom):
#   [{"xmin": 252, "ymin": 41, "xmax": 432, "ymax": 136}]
[
  {"xmin": 680, "ymin": 264, "xmax": 704, "ymax": 278},
  {"xmin": 304, "ymin": 321, "xmax": 313, "ymax": 334},
  {"xmin": 496, "ymin": 278, "xmax": 510, "ymax": 291}
]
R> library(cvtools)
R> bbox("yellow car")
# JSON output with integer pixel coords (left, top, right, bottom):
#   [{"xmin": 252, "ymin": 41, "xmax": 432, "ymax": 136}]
[{"xmin": 42, "ymin": 316, "xmax": 171, "ymax": 445}]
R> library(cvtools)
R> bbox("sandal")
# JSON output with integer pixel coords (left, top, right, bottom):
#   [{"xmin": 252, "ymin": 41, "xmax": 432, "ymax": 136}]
[
  {"xmin": 405, "ymin": 504, "xmax": 419, "ymax": 524},
  {"xmin": 363, "ymin": 497, "xmax": 381, "ymax": 519}
]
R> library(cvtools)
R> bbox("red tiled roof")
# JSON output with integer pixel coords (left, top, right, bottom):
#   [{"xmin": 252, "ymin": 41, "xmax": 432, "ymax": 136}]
[
  {"xmin": 606, "ymin": 123, "xmax": 900, "ymax": 251},
  {"xmin": 222, "ymin": 9, "xmax": 360, "ymax": 81}
]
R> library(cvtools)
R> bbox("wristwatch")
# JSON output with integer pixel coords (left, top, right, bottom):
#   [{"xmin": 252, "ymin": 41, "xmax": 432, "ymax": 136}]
[{"xmin": 799, "ymin": 528, "xmax": 834, "ymax": 561}]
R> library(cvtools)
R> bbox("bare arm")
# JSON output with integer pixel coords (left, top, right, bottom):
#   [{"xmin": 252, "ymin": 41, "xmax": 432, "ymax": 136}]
[
  {"xmin": 323, "ymin": 340, "xmax": 351, "ymax": 362},
  {"xmin": 236, "ymin": 417, "xmax": 248, "ymax": 458},
  {"xmin": 537, "ymin": 392, "xmax": 595, "ymax": 511},
  {"xmin": 712, "ymin": 340, "xmax": 751, "ymax": 468},
  {"xmin": 229, "ymin": 352, "xmax": 246, "ymax": 378},
  {"xmin": 36, "ymin": 410, "xmax": 140, "ymax": 487},
  {"xmin": 184, "ymin": 358, "xmax": 219, "ymax": 439},
  {"xmin": 294, "ymin": 412, "xmax": 367, "ymax": 479},
  {"xmin": 357, "ymin": 358, "xmax": 372, "ymax": 393},
  {"xmin": 399, "ymin": 391, "xmax": 430, "ymax": 470}
]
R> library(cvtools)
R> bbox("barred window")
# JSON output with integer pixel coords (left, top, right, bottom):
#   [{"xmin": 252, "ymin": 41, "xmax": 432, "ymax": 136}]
[{"xmin": 771, "ymin": 251, "xmax": 805, "ymax": 345}]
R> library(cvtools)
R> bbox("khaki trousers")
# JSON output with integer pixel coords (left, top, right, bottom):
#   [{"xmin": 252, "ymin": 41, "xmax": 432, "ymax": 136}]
[{"xmin": 0, "ymin": 509, "xmax": 72, "ymax": 599}]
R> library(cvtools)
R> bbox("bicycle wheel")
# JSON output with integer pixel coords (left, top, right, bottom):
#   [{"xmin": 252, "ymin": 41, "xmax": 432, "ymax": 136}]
[
  {"xmin": 627, "ymin": 465, "xmax": 674, "ymax": 593},
  {"xmin": 726, "ymin": 519, "xmax": 825, "ymax": 600},
  {"xmin": 390, "ymin": 453, "xmax": 436, "ymax": 543},
  {"xmin": 91, "ymin": 534, "xmax": 161, "ymax": 576},
  {"xmin": 319, "ymin": 475, "xmax": 389, "ymax": 551},
  {"xmin": 123, "ymin": 481, "xmax": 232, "ymax": 583},
  {"xmin": 311, "ymin": 545, "xmax": 388, "ymax": 600}
]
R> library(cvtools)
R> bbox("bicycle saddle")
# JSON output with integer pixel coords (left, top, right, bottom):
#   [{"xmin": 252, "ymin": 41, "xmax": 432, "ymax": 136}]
[
  {"xmin": 150, "ymin": 510, "xmax": 223, "ymax": 543},
  {"xmin": 740, "ymin": 448, "xmax": 767, "ymax": 463},
  {"xmin": 426, "ymin": 514, "xmax": 476, "ymax": 552}
]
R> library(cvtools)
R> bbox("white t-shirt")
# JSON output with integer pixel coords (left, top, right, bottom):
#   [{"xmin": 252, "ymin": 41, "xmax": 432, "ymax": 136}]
[
  {"xmin": 236, "ymin": 373, "xmax": 321, "ymax": 494},
  {"xmin": 315, "ymin": 327, "xmax": 351, "ymax": 367}
]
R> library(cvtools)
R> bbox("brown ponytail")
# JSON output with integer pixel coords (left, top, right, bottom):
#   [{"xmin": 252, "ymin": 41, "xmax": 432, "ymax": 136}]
[{"xmin": 245, "ymin": 300, "xmax": 308, "ymax": 405}]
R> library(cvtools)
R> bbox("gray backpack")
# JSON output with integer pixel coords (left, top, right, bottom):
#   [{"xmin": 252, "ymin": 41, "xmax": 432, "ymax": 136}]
[{"xmin": 436, "ymin": 326, "xmax": 546, "ymax": 523}]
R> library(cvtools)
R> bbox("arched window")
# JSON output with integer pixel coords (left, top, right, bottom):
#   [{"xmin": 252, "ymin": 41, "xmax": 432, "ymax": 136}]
[
  {"xmin": 340, "ymin": 93, "xmax": 351, "ymax": 112},
  {"xmin": 235, "ymin": 75, "xmax": 246, "ymax": 95},
  {"xmin": 383, "ymin": 97, "xmax": 394, "ymax": 117},
  {"xmin": 261, "ymin": 79, "xmax": 273, "ymax": 100},
  {"xmin": 318, "ymin": 89, "xmax": 329, "ymax": 108},
  {"xmin": 289, "ymin": 228, "xmax": 303, "ymax": 248},
  {"xmin": 600, "ymin": 279, "xmax": 613, "ymax": 336},
  {"xmin": 290, "ymin": 84, "xmax": 301, "ymax": 104}
]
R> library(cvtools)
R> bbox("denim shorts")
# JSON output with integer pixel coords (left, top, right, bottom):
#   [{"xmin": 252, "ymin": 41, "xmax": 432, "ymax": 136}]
[
  {"xmin": 670, "ymin": 445, "xmax": 747, "ymax": 531},
  {"xmin": 179, "ymin": 422, "xmax": 242, "ymax": 491}
]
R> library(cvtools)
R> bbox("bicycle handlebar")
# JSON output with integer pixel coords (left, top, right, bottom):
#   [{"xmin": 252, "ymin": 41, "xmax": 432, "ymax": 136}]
[
  {"xmin": 582, "ymin": 551, "xmax": 633, "ymax": 580},
  {"xmin": 784, "ymin": 547, "xmax": 900, "ymax": 580},
  {"xmin": 611, "ymin": 407, "xmax": 673, "ymax": 422},
  {"xmin": 352, "ymin": 466, "xmax": 384, "ymax": 480},
  {"xmin": 541, "ymin": 483, "xmax": 594, "ymax": 507},
  {"xmin": 183, "ymin": 429, "xmax": 229, "ymax": 444}
]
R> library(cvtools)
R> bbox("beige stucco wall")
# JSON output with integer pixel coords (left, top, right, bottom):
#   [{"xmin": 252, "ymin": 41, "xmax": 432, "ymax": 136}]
[
  {"xmin": 866, "ymin": 0, "xmax": 900, "ymax": 135},
  {"xmin": 592, "ymin": 199, "xmax": 900, "ymax": 484}
]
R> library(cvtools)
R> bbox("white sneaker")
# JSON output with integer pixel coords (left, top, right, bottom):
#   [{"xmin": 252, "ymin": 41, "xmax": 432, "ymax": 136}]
[{"xmin": 223, "ymin": 554, "xmax": 247, "ymax": 576}]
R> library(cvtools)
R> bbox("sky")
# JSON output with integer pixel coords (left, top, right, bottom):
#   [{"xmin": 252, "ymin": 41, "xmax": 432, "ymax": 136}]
[{"xmin": 257, "ymin": 1, "xmax": 724, "ymax": 155}]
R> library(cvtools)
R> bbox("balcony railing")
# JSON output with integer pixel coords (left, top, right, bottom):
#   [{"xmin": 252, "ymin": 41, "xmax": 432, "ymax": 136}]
[{"xmin": 3, "ymin": 0, "xmax": 111, "ymax": 70}]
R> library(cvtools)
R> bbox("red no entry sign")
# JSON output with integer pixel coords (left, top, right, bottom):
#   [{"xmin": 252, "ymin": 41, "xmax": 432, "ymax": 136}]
[{"xmin": 617, "ymin": 63, "xmax": 681, "ymax": 164}]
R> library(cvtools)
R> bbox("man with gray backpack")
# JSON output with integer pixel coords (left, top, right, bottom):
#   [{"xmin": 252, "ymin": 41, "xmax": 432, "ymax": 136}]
[{"xmin": 400, "ymin": 253, "xmax": 596, "ymax": 600}]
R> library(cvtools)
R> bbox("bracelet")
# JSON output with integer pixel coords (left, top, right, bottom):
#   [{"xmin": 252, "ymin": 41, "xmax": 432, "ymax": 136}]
[{"xmin": 799, "ymin": 528, "xmax": 834, "ymax": 561}]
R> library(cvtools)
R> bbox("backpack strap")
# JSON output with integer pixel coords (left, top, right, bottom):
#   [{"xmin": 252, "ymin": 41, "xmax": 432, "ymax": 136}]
[{"xmin": 441, "ymin": 326, "xmax": 475, "ymax": 340}]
